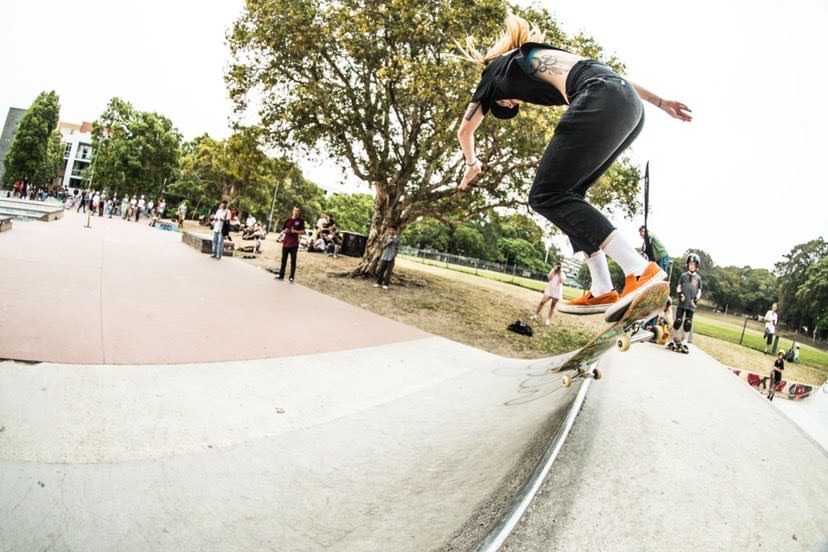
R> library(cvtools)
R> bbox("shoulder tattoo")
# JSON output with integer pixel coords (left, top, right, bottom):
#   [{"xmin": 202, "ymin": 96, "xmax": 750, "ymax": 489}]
[
  {"xmin": 530, "ymin": 53, "xmax": 573, "ymax": 76},
  {"xmin": 463, "ymin": 102, "xmax": 481, "ymax": 121}
]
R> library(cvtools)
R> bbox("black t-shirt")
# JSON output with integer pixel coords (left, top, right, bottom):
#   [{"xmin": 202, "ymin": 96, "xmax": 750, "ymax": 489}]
[{"xmin": 471, "ymin": 42, "xmax": 569, "ymax": 118}]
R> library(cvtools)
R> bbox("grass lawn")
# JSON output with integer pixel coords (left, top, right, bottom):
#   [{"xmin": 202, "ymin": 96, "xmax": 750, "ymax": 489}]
[{"xmin": 227, "ymin": 233, "xmax": 827, "ymax": 387}]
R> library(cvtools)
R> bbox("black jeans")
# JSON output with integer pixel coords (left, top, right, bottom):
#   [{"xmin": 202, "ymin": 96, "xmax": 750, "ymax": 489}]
[
  {"xmin": 279, "ymin": 246, "xmax": 298, "ymax": 279},
  {"xmin": 376, "ymin": 259, "xmax": 395, "ymax": 285},
  {"xmin": 528, "ymin": 61, "xmax": 644, "ymax": 255}
]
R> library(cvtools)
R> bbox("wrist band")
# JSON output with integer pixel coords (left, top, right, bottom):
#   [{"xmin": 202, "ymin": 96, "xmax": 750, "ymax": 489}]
[
  {"xmin": 466, "ymin": 159, "xmax": 478, "ymax": 166},
  {"xmin": 657, "ymin": 98, "xmax": 663, "ymax": 108}
]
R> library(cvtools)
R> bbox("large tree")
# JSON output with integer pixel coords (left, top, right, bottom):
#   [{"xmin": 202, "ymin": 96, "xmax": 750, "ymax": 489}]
[
  {"xmin": 90, "ymin": 97, "xmax": 181, "ymax": 199},
  {"xmin": 3, "ymin": 90, "xmax": 62, "ymax": 187},
  {"xmin": 775, "ymin": 237, "xmax": 828, "ymax": 332},
  {"xmin": 795, "ymin": 256, "xmax": 828, "ymax": 337},
  {"xmin": 175, "ymin": 130, "xmax": 326, "ymax": 227},
  {"xmin": 226, "ymin": 0, "xmax": 641, "ymax": 275}
]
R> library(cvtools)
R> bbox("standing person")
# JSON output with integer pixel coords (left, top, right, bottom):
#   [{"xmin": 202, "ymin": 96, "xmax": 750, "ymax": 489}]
[
  {"xmin": 374, "ymin": 226, "xmax": 401, "ymax": 289},
  {"xmin": 763, "ymin": 303, "xmax": 779, "ymax": 354},
  {"xmin": 276, "ymin": 206, "xmax": 305, "ymax": 283},
  {"xmin": 211, "ymin": 201, "xmax": 230, "ymax": 260},
  {"xmin": 135, "ymin": 195, "xmax": 145, "ymax": 222},
  {"xmin": 457, "ymin": 14, "xmax": 692, "ymax": 321},
  {"xmin": 530, "ymin": 263, "xmax": 565, "ymax": 326},
  {"xmin": 177, "ymin": 201, "xmax": 188, "ymax": 229},
  {"xmin": 639, "ymin": 226, "xmax": 671, "ymax": 272},
  {"xmin": 767, "ymin": 351, "xmax": 785, "ymax": 401},
  {"xmin": 667, "ymin": 253, "xmax": 703, "ymax": 353}
]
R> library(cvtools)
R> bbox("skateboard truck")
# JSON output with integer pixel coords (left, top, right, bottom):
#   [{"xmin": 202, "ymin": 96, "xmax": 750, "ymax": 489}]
[{"xmin": 561, "ymin": 366, "xmax": 602, "ymax": 388}]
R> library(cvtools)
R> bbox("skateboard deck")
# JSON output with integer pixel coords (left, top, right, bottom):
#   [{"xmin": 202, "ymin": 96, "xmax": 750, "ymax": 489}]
[{"xmin": 555, "ymin": 282, "xmax": 670, "ymax": 387}]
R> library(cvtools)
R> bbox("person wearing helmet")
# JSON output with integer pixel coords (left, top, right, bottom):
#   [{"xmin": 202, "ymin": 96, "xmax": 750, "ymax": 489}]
[
  {"xmin": 767, "ymin": 351, "xmax": 785, "ymax": 401},
  {"xmin": 668, "ymin": 253, "xmax": 702, "ymax": 353}
]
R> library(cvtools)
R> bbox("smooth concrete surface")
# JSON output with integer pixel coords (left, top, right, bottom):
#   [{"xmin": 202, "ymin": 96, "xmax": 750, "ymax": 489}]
[
  {"xmin": 0, "ymin": 343, "xmax": 580, "ymax": 552},
  {"xmin": 0, "ymin": 211, "xmax": 427, "ymax": 364},
  {"xmin": 503, "ymin": 343, "xmax": 828, "ymax": 551}
]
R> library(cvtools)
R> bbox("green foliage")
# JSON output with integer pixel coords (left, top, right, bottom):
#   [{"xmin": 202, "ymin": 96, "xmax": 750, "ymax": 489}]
[
  {"xmin": 90, "ymin": 98, "xmax": 182, "ymax": 199},
  {"xmin": 400, "ymin": 209, "xmax": 558, "ymax": 272},
  {"xmin": 402, "ymin": 218, "xmax": 451, "ymax": 251},
  {"xmin": 3, "ymin": 91, "xmax": 61, "ymax": 186},
  {"xmin": 775, "ymin": 237, "xmax": 827, "ymax": 331},
  {"xmin": 707, "ymin": 266, "xmax": 777, "ymax": 315},
  {"xmin": 322, "ymin": 193, "xmax": 374, "ymax": 234},
  {"xmin": 173, "ymin": 129, "xmax": 326, "ymax": 228},
  {"xmin": 453, "ymin": 224, "xmax": 490, "ymax": 259},
  {"xmin": 226, "ymin": 0, "xmax": 642, "ymax": 273},
  {"xmin": 795, "ymin": 256, "xmax": 828, "ymax": 336}
]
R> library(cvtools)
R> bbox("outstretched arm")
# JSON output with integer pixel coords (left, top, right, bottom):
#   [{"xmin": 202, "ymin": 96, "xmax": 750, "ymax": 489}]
[
  {"xmin": 631, "ymin": 82, "xmax": 692, "ymax": 122},
  {"xmin": 457, "ymin": 102, "xmax": 485, "ymax": 190}
]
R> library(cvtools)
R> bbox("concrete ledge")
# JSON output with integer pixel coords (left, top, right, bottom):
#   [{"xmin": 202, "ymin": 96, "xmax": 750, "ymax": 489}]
[
  {"xmin": 182, "ymin": 230, "xmax": 234, "ymax": 255},
  {"xmin": 0, "ymin": 198, "xmax": 63, "ymax": 221},
  {"xmin": 0, "ymin": 216, "xmax": 11, "ymax": 232}
]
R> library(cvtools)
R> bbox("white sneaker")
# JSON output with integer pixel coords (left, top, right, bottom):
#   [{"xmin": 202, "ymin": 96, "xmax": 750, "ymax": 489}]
[
  {"xmin": 530, "ymin": 314, "xmax": 538, "ymax": 321},
  {"xmin": 373, "ymin": 283, "xmax": 380, "ymax": 288},
  {"xmin": 545, "ymin": 318, "xmax": 551, "ymax": 326},
  {"xmin": 382, "ymin": 285, "xmax": 388, "ymax": 290}
]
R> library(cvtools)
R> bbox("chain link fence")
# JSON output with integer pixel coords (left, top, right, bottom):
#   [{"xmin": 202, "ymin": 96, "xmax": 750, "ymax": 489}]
[{"xmin": 399, "ymin": 246, "xmax": 584, "ymax": 289}]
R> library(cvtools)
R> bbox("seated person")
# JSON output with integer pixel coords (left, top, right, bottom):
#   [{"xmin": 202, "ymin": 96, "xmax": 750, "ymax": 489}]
[
  {"xmin": 229, "ymin": 214, "xmax": 241, "ymax": 233},
  {"xmin": 307, "ymin": 236, "xmax": 327, "ymax": 252},
  {"xmin": 242, "ymin": 222, "xmax": 266, "ymax": 240},
  {"xmin": 326, "ymin": 227, "xmax": 343, "ymax": 257},
  {"xmin": 244, "ymin": 214, "xmax": 257, "ymax": 230}
]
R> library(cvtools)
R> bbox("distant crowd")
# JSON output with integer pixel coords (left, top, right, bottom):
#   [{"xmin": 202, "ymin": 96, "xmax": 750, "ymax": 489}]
[{"xmin": 67, "ymin": 188, "xmax": 169, "ymax": 226}]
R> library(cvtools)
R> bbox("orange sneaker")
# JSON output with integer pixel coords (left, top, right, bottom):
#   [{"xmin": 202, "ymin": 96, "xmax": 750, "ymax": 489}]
[
  {"xmin": 557, "ymin": 289, "xmax": 619, "ymax": 315},
  {"xmin": 605, "ymin": 262, "xmax": 668, "ymax": 322}
]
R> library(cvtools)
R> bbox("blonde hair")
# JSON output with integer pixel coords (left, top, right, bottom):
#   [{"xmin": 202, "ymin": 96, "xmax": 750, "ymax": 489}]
[{"xmin": 458, "ymin": 14, "xmax": 545, "ymax": 67}]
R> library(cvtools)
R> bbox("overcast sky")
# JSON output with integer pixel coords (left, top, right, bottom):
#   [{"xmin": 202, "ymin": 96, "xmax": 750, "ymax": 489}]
[{"xmin": 2, "ymin": 0, "xmax": 826, "ymax": 270}]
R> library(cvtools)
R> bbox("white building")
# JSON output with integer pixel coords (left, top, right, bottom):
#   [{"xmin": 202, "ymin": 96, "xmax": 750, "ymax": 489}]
[{"xmin": 56, "ymin": 121, "xmax": 93, "ymax": 190}]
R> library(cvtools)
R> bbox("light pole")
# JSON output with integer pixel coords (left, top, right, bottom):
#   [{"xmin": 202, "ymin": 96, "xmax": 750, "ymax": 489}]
[{"xmin": 267, "ymin": 180, "xmax": 281, "ymax": 232}]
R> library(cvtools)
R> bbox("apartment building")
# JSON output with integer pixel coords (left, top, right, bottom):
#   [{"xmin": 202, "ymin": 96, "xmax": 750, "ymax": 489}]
[{"xmin": 57, "ymin": 121, "xmax": 94, "ymax": 190}]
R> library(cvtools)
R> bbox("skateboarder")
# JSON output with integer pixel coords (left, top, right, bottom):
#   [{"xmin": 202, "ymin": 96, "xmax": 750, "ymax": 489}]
[
  {"xmin": 767, "ymin": 351, "xmax": 785, "ymax": 401},
  {"xmin": 456, "ymin": 14, "xmax": 691, "ymax": 322},
  {"xmin": 668, "ymin": 253, "xmax": 703, "ymax": 353}
]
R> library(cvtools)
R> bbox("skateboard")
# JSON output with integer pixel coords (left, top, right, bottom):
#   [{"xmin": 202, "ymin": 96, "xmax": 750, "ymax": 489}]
[{"xmin": 556, "ymin": 282, "xmax": 670, "ymax": 388}]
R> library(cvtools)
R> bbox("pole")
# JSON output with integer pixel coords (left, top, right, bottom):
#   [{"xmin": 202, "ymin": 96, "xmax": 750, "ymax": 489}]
[{"xmin": 268, "ymin": 180, "xmax": 280, "ymax": 233}]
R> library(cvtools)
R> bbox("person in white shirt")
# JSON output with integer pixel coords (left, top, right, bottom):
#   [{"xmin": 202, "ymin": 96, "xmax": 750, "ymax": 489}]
[
  {"xmin": 763, "ymin": 303, "xmax": 779, "ymax": 354},
  {"xmin": 212, "ymin": 201, "xmax": 230, "ymax": 259}
]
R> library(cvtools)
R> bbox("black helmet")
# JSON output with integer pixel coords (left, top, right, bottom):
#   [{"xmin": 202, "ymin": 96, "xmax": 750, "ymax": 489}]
[{"xmin": 686, "ymin": 253, "xmax": 701, "ymax": 269}]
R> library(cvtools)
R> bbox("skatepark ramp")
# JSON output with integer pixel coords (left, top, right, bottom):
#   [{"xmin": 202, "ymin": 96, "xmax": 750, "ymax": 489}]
[{"xmin": 0, "ymin": 345, "xmax": 592, "ymax": 551}]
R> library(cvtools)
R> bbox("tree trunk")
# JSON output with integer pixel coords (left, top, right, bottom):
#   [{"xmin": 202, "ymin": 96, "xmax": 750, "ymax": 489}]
[{"xmin": 352, "ymin": 182, "xmax": 406, "ymax": 278}]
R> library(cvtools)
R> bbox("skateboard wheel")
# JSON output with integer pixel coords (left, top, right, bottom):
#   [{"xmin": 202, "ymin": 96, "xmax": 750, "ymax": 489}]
[
  {"xmin": 561, "ymin": 375, "xmax": 572, "ymax": 388},
  {"xmin": 592, "ymin": 368, "xmax": 603, "ymax": 381},
  {"xmin": 616, "ymin": 334, "xmax": 631, "ymax": 352}
]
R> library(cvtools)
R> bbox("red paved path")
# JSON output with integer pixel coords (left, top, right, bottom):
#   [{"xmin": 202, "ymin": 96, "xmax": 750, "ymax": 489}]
[{"xmin": 0, "ymin": 210, "xmax": 427, "ymax": 364}]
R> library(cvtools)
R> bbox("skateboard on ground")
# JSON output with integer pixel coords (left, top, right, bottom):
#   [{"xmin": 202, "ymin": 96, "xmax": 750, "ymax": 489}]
[{"xmin": 555, "ymin": 282, "xmax": 670, "ymax": 388}]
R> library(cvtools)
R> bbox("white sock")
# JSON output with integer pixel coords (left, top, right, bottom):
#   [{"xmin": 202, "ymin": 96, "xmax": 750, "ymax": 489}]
[
  {"xmin": 603, "ymin": 232, "xmax": 648, "ymax": 276},
  {"xmin": 586, "ymin": 251, "xmax": 614, "ymax": 296}
]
